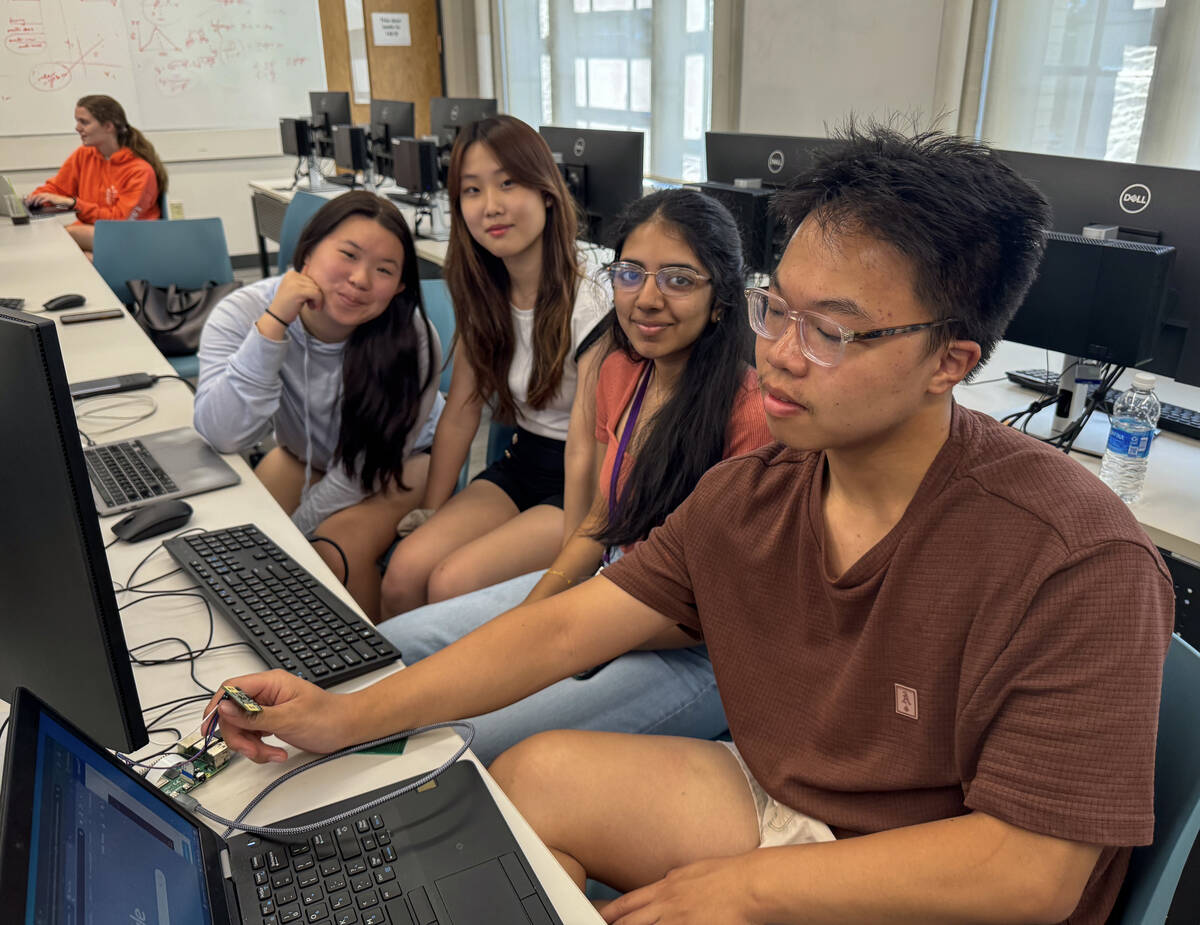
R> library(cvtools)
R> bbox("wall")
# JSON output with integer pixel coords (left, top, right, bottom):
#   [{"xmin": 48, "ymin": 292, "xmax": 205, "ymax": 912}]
[{"xmin": 737, "ymin": 0, "xmax": 971, "ymax": 136}]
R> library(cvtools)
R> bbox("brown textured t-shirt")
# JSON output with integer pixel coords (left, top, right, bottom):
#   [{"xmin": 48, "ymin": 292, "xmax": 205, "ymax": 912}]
[{"xmin": 602, "ymin": 404, "xmax": 1174, "ymax": 924}]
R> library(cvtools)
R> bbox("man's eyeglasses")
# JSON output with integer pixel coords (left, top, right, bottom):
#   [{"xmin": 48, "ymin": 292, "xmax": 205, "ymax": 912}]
[
  {"xmin": 745, "ymin": 287, "xmax": 957, "ymax": 368},
  {"xmin": 603, "ymin": 261, "xmax": 711, "ymax": 298}
]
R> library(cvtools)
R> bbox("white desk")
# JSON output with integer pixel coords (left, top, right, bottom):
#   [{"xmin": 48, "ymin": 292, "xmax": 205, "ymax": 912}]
[
  {"xmin": 0, "ymin": 217, "xmax": 601, "ymax": 923},
  {"xmin": 249, "ymin": 179, "xmax": 449, "ymax": 277},
  {"xmin": 956, "ymin": 340, "xmax": 1200, "ymax": 563}
]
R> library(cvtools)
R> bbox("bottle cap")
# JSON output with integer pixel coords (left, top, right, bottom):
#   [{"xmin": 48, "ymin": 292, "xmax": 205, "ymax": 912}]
[{"xmin": 1131, "ymin": 371, "xmax": 1157, "ymax": 390}]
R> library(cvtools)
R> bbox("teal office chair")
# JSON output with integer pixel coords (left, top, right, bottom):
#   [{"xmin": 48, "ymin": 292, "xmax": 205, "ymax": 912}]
[
  {"xmin": 276, "ymin": 191, "xmax": 327, "ymax": 274},
  {"xmin": 93, "ymin": 217, "xmax": 234, "ymax": 380},
  {"xmin": 1111, "ymin": 633, "xmax": 1200, "ymax": 924},
  {"xmin": 158, "ymin": 188, "xmax": 168, "ymax": 220},
  {"xmin": 420, "ymin": 278, "xmax": 513, "ymax": 489}
]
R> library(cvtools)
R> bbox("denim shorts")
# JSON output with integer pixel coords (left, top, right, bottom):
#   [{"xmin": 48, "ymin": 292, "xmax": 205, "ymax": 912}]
[{"xmin": 471, "ymin": 426, "xmax": 565, "ymax": 511}]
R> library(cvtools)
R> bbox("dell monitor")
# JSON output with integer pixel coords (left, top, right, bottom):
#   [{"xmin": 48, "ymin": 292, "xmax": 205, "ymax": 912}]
[
  {"xmin": 538, "ymin": 126, "xmax": 644, "ymax": 245},
  {"xmin": 279, "ymin": 116, "xmax": 313, "ymax": 158},
  {"xmin": 697, "ymin": 132, "xmax": 842, "ymax": 274},
  {"xmin": 997, "ymin": 149, "xmax": 1200, "ymax": 388},
  {"xmin": 309, "ymin": 90, "xmax": 352, "ymax": 159},
  {"xmin": 0, "ymin": 309, "xmax": 148, "ymax": 752},
  {"xmin": 429, "ymin": 97, "xmax": 498, "ymax": 148},
  {"xmin": 369, "ymin": 98, "xmax": 416, "ymax": 176},
  {"xmin": 331, "ymin": 123, "xmax": 368, "ymax": 177},
  {"xmin": 390, "ymin": 138, "xmax": 439, "ymax": 199}
]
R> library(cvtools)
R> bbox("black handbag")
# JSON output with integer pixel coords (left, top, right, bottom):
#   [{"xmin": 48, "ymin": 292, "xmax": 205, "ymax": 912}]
[{"xmin": 126, "ymin": 279, "xmax": 242, "ymax": 356}]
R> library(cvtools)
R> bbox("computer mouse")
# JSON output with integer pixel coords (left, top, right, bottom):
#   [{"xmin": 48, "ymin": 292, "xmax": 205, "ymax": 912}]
[
  {"xmin": 43, "ymin": 293, "xmax": 86, "ymax": 312},
  {"xmin": 111, "ymin": 499, "xmax": 193, "ymax": 543}
]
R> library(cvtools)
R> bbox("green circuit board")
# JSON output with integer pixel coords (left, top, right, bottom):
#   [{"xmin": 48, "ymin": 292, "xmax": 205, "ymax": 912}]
[{"xmin": 153, "ymin": 731, "xmax": 234, "ymax": 799}]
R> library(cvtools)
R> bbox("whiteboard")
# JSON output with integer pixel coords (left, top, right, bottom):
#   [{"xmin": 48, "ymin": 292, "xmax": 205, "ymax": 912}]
[{"xmin": 1, "ymin": 0, "xmax": 326, "ymax": 136}]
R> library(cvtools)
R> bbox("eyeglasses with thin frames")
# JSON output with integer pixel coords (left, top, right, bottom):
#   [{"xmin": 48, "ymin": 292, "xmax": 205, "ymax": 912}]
[
  {"xmin": 603, "ymin": 261, "xmax": 712, "ymax": 299},
  {"xmin": 745, "ymin": 287, "xmax": 957, "ymax": 367}
]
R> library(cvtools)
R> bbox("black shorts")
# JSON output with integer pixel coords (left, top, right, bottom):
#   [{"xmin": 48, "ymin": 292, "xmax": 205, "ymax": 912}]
[{"xmin": 471, "ymin": 426, "xmax": 565, "ymax": 512}]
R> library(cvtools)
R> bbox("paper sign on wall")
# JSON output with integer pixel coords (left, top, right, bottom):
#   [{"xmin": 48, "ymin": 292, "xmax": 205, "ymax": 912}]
[{"xmin": 372, "ymin": 12, "xmax": 412, "ymax": 46}]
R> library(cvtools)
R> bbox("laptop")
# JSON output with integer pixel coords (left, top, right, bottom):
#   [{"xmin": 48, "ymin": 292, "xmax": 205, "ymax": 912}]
[
  {"xmin": 0, "ymin": 174, "xmax": 72, "ymax": 222},
  {"xmin": 0, "ymin": 687, "xmax": 564, "ymax": 925},
  {"xmin": 84, "ymin": 428, "xmax": 241, "ymax": 515}
]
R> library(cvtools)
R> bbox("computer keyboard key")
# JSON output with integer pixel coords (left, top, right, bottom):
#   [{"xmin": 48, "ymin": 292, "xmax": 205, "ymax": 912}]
[
  {"xmin": 302, "ymin": 886, "xmax": 324, "ymax": 905},
  {"xmin": 334, "ymin": 912, "xmax": 358, "ymax": 925},
  {"xmin": 329, "ymin": 891, "xmax": 352, "ymax": 910},
  {"xmin": 294, "ymin": 855, "xmax": 315, "ymax": 872},
  {"xmin": 408, "ymin": 887, "xmax": 437, "ymax": 925},
  {"xmin": 384, "ymin": 898, "xmax": 415, "ymax": 925},
  {"xmin": 379, "ymin": 882, "xmax": 402, "ymax": 902},
  {"xmin": 312, "ymin": 833, "xmax": 337, "ymax": 860},
  {"xmin": 304, "ymin": 903, "xmax": 329, "ymax": 923},
  {"xmin": 361, "ymin": 911, "xmax": 385, "ymax": 925},
  {"xmin": 279, "ymin": 908, "xmax": 302, "ymax": 925},
  {"xmin": 320, "ymin": 859, "xmax": 342, "ymax": 878},
  {"xmin": 355, "ymin": 891, "xmax": 378, "ymax": 910},
  {"xmin": 277, "ymin": 888, "xmax": 298, "ymax": 906},
  {"xmin": 298, "ymin": 870, "xmax": 320, "ymax": 889},
  {"xmin": 350, "ymin": 873, "xmax": 373, "ymax": 893}
]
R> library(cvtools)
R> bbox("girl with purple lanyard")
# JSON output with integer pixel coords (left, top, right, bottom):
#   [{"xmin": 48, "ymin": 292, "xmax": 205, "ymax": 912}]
[{"xmin": 376, "ymin": 189, "xmax": 772, "ymax": 763}]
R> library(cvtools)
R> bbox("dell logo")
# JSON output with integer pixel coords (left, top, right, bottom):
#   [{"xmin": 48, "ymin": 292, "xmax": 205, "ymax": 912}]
[
  {"xmin": 1120, "ymin": 183, "xmax": 1151, "ymax": 214},
  {"xmin": 450, "ymin": 105, "xmax": 460, "ymax": 121},
  {"xmin": 574, "ymin": 138, "xmax": 586, "ymax": 158},
  {"xmin": 767, "ymin": 150, "xmax": 785, "ymax": 174}
]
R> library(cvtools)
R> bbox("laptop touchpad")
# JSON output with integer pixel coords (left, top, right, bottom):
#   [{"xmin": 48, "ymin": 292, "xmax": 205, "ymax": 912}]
[{"xmin": 437, "ymin": 856, "xmax": 553, "ymax": 924}]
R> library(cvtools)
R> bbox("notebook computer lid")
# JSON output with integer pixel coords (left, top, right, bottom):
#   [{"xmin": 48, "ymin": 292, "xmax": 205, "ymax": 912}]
[{"xmin": 0, "ymin": 687, "xmax": 239, "ymax": 925}]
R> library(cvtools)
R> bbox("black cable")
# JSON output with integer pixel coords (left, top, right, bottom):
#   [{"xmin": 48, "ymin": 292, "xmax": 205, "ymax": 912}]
[
  {"xmin": 309, "ymin": 534, "xmax": 349, "ymax": 586},
  {"xmin": 78, "ymin": 427, "xmax": 95, "ymax": 446},
  {"xmin": 104, "ymin": 534, "xmax": 120, "ymax": 549},
  {"xmin": 114, "ymin": 527, "xmax": 206, "ymax": 592},
  {"xmin": 151, "ymin": 373, "xmax": 197, "ymax": 394}
]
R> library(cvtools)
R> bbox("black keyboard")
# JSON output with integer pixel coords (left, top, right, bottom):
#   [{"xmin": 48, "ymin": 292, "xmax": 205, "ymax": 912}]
[
  {"xmin": 84, "ymin": 439, "xmax": 178, "ymax": 507},
  {"xmin": 163, "ymin": 525, "xmax": 400, "ymax": 687},
  {"xmin": 0, "ymin": 297, "xmax": 25, "ymax": 310},
  {"xmin": 1005, "ymin": 368, "xmax": 1200, "ymax": 442}
]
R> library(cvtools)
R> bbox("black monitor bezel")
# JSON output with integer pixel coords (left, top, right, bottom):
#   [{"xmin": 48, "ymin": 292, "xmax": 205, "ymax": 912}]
[
  {"xmin": 705, "ymin": 131, "xmax": 841, "ymax": 189},
  {"xmin": 0, "ymin": 310, "xmax": 147, "ymax": 752},
  {"xmin": 996, "ymin": 148, "xmax": 1200, "ymax": 387},
  {"xmin": 538, "ymin": 125, "xmax": 644, "ymax": 245},
  {"xmin": 308, "ymin": 91, "xmax": 352, "ymax": 159},
  {"xmin": 428, "ymin": 97, "xmax": 498, "ymax": 147}
]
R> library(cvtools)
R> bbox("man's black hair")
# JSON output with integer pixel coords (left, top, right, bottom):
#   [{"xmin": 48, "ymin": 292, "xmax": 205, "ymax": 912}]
[{"xmin": 771, "ymin": 120, "xmax": 1051, "ymax": 371}]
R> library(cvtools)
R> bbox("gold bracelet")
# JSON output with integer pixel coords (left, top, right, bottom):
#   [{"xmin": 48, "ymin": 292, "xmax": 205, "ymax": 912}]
[{"xmin": 545, "ymin": 568, "xmax": 573, "ymax": 586}]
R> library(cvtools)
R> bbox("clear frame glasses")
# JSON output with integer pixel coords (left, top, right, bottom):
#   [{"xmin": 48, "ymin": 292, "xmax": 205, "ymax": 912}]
[
  {"xmin": 603, "ymin": 261, "xmax": 712, "ymax": 299},
  {"xmin": 745, "ymin": 287, "xmax": 957, "ymax": 368}
]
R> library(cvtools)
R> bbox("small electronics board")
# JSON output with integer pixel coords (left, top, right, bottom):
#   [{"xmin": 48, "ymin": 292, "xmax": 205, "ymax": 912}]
[
  {"xmin": 154, "ymin": 729, "xmax": 234, "ymax": 799},
  {"xmin": 222, "ymin": 684, "xmax": 262, "ymax": 713}
]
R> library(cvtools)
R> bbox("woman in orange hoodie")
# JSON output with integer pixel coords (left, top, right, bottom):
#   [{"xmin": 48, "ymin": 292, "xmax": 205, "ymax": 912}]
[{"xmin": 25, "ymin": 95, "xmax": 168, "ymax": 253}]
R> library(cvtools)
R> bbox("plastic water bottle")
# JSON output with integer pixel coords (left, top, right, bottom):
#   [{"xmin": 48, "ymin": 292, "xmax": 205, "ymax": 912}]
[{"xmin": 1099, "ymin": 372, "xmax": 1161, "ymax": 503}]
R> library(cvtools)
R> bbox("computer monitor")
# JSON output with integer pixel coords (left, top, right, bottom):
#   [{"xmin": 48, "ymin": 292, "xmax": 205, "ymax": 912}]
[
  {"xmin": 309, "ymin": 90, "xmax": 352, "ymax": 159},
  {"xmin": 369, "ymin": 98, "xmax": 416, "ymax": 176},
  {"xmin": 538, "ymin": 126, "xmax": 644, "ymax": 245},
  {"xmin": 697, "ymin": 132, "xmax": 842, "ymax": 274},
  {"xmin": 428, "ymin": 97, "xmax": 498, "ymax": 148},
  {"xmin": 997, "ymin": 149, "xmax": 1200, "ymax": 388},
  {"xmin": 0, "ymin": 309, "xmax": 147, "ymax": 752}
]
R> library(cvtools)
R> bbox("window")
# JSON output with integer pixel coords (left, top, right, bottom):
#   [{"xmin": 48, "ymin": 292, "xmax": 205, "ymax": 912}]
[
  {"xmin": 499, "ymin": 0, "xmax": 715, "ymax": 181},
  {"xmin": 976, "ymin": 0, "xmax": 1200, "ymax": 169}
]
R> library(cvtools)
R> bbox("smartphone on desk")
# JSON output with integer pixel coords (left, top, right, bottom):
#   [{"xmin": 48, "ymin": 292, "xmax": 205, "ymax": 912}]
[{"xmin": 60, "ymin": 308, "xmax": 124, "ymax": 324}]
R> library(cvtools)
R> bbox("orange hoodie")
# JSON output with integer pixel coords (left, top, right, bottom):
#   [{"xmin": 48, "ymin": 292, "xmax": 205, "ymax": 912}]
[{"xmin": 32, "ymin": 145, "xmax": 160, "ymax": 223}]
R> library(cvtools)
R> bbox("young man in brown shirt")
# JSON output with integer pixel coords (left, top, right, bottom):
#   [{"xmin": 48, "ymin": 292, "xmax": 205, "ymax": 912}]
[{"xmin": 210, "ymin": 125, "xmax": 1175, "ymax": 924}]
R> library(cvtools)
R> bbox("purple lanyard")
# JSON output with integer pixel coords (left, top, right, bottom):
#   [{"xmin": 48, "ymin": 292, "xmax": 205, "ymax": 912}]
[{"xmin": 606, "ymin": 362, "xmax": 653, "ymax": 527}]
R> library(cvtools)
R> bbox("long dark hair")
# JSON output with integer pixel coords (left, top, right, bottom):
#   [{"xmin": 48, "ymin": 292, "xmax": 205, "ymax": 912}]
[
  {"xmin": 593, "ymin": 189, "xmax": 753, "ymax": 548},
  {"xmin": 291, "ymin": 192, "xmax": 436, "ymax": 493},
  {"xmin": 444, "ymin": 115, "xmax": 580, "ymax": 424},
  {"xmin": 77, "ymin": 95, "xmax": 168, "ymax": 197}
]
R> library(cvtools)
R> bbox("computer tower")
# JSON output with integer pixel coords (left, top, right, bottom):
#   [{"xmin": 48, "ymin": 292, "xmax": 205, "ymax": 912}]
[
  {"xmin": 686, "ymin": 181, "xmax": 782, "ymax": 274},
  {"xmin": 279, "ymin": 117, "xmax": 313, "ymax": 157},
  {"xmin": 332, "ymin": 124, "xmax": 369, "ymax": 173},
  {"xmin": 391, "ymin": 138, "xmax": 439, "ymax": 195}
]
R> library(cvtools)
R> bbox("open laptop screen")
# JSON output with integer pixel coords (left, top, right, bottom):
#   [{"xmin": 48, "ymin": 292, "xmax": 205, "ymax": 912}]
[{"xmin": 24, "ymin": 711, "xmax": 213, "ymax": 925}]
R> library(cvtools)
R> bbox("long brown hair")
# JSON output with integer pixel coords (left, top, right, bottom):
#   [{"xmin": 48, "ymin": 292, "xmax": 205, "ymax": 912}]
[
  {"xmin": 444, "ymin": 115, "xmax": 580, "ymax": 423},
  {"xmin": 77, "ymin": 95, "xmax": 168, "ymax": 197},
  {"xmin": 291, "ymin": 191, "xmax": 436, "ymax": 493}
]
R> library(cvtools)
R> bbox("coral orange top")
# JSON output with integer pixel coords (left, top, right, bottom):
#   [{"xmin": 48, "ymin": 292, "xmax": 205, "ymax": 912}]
[{"xmin": 32, "ymin": 145, "xmax": 160, "ymax": 223}]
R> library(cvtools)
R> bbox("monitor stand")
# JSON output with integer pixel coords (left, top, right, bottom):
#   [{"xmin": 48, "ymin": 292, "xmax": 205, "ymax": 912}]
[{"xmin": 1005, "ymin": 354, "xmax": 1110, "ymax": 457}]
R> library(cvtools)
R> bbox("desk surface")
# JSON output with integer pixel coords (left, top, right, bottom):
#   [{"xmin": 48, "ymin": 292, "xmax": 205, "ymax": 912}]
[
  {"xmin": 250, "ymin": 179, "xmax": 450, "ymax": 268},
  {"xmin": 0, "ymin": 217, "xmax": 601, "ymax": 922},
  {"xmin": 955, "ymin": 340, "xmax": 1200, "ymax": 563}
]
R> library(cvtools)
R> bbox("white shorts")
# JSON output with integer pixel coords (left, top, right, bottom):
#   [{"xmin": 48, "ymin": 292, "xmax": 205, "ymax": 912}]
[{"xmin": 720, "ymin": 741, "xmax": 837, "ymax": 848}]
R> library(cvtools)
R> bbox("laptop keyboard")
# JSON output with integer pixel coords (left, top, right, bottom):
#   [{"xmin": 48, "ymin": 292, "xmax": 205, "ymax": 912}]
[
  {"xmin": 163, "ymin": 525, "xmax": 400, "ymax": 688},
  {"xmin": 250, "ymin": 813, "xmax": 411, "ymax": 925},
  {"xmin": 84, "ymin": 439, "xmax": 178, "ymax": 507},
  {"xmin": 0, "ymin": 297, "xmax": 25, "ymax": 310}
]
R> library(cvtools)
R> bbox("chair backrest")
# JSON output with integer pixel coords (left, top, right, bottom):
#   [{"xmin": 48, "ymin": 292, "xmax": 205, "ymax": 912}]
[
  {"xmin": 93, "ymin": 217, "xmax": 233, "ymax": 307},
  {"xmin": 421, "ymin": 277, "xmax": 456, "ymax": 394},
  {"xmin": 1112, "ymin": 633, "xmax": 1200, "ymax": 924},
  {"xmin": 276, "ymin": 191, "xmax": 328, "ymax": 274},
  {"xmin": 158, "ymin": 189, "xmax": 168, "ymax": 220}
]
